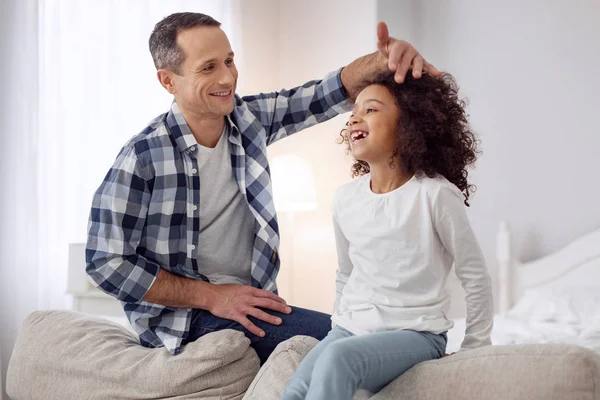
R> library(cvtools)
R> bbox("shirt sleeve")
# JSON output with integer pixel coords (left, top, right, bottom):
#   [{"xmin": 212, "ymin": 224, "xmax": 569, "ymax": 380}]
[
  {"xmin": 433, "ymin": 185, "xmax": 494, "ymax": 350},
  {"xmin": 332, "ymin": 199, "xmax": 354, "ymax": 315},
  {"xmin": 241, "ymin": 68, "xmax": 352, "ymax": 146},
  {"xmin": 85, "ymin": 145, "xmax": 160, "ymax": 303}
]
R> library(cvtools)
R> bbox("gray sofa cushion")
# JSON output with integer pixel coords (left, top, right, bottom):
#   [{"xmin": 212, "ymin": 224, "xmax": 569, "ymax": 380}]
[
  {"xmin": 7, "ymin": 310, "xmax": 260, "ymax": 400},
  {"xmin": 244, "ymin": 335, "xmax": 600, "ymax": 400}
]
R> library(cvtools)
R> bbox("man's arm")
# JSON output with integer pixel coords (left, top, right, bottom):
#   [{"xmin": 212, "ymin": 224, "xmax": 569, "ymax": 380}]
[
  {"xmin": 86, "ymin": 145, "xmax": 161, "ymax": 303},
  {"xmin": 241, "ymin": 22, "xmax": 439, "ymax": 146},
  {"xmin": 241, "ymin": 69, "xmax": 351, "ymax": 146},
  {"xmin": 341, "ymin": 22, "xmax": 442, "ymax": 101},
  {"xmin": 144, "ymin": 269, "xmax": 290, "ymax": 337}
]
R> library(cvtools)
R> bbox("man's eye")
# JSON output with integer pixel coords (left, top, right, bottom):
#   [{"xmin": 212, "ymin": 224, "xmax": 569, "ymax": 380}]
[
  {"xmin": 225, "ymin": 59, "xmax": 234, "ymax": 65},
  {"xmin": 204, "ymin": 64, "xmax": 215, "ymax": 71}
]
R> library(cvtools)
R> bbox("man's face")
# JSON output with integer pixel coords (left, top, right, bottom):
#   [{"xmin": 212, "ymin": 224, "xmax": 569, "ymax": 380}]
[{"xmin": 170, "ymin": 26, "xmax": 238, "ymax": 119}]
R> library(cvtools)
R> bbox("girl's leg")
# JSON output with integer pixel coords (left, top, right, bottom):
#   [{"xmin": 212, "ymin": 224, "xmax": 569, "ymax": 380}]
[
  {"xmin": 305, "ymin": 330, "xmax": 447, "ymax": 400},
  {"xmin": 280, "ymin": 326, "xmax": 352, "ymax": 400}
]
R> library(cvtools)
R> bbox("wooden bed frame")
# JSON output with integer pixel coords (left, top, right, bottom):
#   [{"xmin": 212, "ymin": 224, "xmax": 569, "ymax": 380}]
[{"xmin": 496, "ymin": 220, "xmax": 600, "ymax": 315}]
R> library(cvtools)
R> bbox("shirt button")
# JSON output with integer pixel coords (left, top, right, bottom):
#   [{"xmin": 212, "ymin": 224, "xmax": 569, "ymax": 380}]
[
  {"xmin": 191, "ymin": 245, "xmax": 196, "ymax": 250},
  {"xmin": 192, "ymin": 168, "xmax": 197, "ymax": 174},
  {"xmin": 192, "ymin": 205, "xmax": 198, "ymax": 211},
  {"xmin": 189, "ymin": 146, "xmax": 196, "ymax": 152}
]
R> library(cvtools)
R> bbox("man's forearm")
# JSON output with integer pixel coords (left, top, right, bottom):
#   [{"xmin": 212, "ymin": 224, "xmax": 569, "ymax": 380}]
[
  {"xmin": 142, "ymin": 268, "xmax": 215, "ymax": 309},
  {"xmin": 340, "ymin": 51, "xmax": 388, "ymax": 102}
]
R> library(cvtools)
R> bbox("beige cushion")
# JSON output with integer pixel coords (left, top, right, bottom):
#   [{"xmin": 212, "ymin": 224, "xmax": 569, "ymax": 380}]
[
  {"xmin": 242, "ymin": 336, "xmax": 372, "ymax": 400},
  {"xmin": 244, "ymin": 336, "xmax": 600, "ymax": 400},
  {"xmin": 7, "ymin": 310, "xmax": 260, "ymax": 400},
  {"xmin": 376, "ymin": 343, "xmax": 600, "ymax": 400}
]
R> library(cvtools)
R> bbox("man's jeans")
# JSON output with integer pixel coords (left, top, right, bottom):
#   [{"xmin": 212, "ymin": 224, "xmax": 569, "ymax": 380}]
[
  {"xmin": 186, "ymin": 306, "xmax": 332, "ymax": 364},
  {"xmin": 281, "ymin": 325, "xmax": 447, "ymax": 400}
]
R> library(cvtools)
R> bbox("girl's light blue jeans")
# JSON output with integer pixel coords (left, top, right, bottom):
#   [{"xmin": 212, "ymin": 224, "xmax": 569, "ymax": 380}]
[{"xmin": 281, "ymin": 325, "xmax": 447, "ymax": 400}]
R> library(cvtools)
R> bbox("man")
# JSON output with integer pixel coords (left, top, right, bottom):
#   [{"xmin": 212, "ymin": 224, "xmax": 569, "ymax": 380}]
[{"xmin": 86, "ymin": 12, "xmax": 440, "ymax": 363}]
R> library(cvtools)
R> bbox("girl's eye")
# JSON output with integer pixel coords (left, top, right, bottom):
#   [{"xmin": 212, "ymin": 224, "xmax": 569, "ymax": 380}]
[{"xmin": 366, "ymin": 108, "xmax": 376, "ymax": 113}]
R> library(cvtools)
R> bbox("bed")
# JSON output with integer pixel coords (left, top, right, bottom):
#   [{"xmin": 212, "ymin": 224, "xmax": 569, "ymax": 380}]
[
  {"xmin": 447, "ymin": 221, "xmax": 600, "ymax": 354},
  {"xmin": 7, "ymin": 221, "xmax": 600, "ymax": 400}
]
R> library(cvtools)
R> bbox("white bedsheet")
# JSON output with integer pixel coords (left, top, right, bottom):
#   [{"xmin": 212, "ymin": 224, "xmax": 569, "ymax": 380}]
[{"xmin": 447, "ymin": 316, "xmax": 600, "ymax": 354}]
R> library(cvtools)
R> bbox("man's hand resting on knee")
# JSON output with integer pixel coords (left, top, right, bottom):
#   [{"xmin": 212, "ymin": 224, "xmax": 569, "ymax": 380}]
[
  {"xmin": 142, "ymin": 269, "xmax": 291, "ymax": 337},
  {"xmin": 206, "ymin": 284, "xmax": 292, "ymax": 337}
]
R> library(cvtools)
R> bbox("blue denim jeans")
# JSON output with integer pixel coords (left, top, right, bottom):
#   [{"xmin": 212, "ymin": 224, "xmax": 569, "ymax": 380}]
[
  {"xmin": 186, "ymin": 306, "xmax": 331, "ymax": 364},
  {"xmin": 281, "ymin": 326, "xmax": 447, "ymax": 400}
]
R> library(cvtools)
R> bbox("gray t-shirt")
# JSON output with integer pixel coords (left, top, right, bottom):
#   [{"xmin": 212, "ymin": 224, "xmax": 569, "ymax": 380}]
[{"xmin": 195, "ymin": 126, "xmax": 254, "ymax": 286}]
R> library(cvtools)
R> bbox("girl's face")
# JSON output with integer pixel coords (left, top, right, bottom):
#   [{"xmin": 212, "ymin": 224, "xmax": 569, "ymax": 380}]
[{"xmin": 346, "ymin": 84, "xmax": 400, "ymax": 165}]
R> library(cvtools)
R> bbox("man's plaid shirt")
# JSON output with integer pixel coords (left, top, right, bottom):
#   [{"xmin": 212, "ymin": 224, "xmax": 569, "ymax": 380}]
[{"xmin": 86, "ymin": 69, "xmax": 351, "ymax": 354}]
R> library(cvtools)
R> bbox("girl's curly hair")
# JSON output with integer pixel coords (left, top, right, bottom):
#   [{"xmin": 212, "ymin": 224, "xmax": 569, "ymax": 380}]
[{"xmin": 339, "ymin": 71, "xmax": 480, "ymax": 206}]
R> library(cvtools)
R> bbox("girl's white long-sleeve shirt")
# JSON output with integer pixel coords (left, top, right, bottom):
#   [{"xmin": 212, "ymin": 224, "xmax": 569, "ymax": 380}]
[{"xmin": 331, "ymin": 173, "xmax": 494, "ymax": 350}]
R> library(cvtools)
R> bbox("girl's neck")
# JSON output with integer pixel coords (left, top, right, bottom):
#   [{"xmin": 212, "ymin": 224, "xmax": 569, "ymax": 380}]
[{"xmin": 369, "ymin": 160, "xmax": 413, "ymax": 194}]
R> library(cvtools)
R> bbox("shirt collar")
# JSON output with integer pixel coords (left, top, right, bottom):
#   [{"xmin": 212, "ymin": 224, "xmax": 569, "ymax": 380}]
[{"xmin": 165, "ymin": 100, "xmax": 239, "ymax": 153}]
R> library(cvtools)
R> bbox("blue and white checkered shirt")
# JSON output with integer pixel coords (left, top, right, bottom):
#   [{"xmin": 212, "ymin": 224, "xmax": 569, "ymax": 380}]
[{"xmin": 86, "ymin": 69, "xmax": 350, "ymax": 354}]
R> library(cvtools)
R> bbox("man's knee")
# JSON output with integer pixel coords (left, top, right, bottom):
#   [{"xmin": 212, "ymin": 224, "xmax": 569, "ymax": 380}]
[{"xmin": 283, "ymin": 306, "xmax": 331, "ymax": 339}]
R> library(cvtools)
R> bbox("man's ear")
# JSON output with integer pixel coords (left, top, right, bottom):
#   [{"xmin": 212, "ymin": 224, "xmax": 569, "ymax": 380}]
[{"xmin": 157, "ymin": 69, "xmax": 177, "ymax": 94}]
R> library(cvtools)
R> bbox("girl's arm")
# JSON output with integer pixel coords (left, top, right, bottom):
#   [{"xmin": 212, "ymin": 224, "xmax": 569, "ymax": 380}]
[
  {"xmin": 332, "ymin": 204, "xmax": 354, "ymax": 314},
  {"xmin": 433, "ymin": 186, "xmax": 494, "ymax": 350}
]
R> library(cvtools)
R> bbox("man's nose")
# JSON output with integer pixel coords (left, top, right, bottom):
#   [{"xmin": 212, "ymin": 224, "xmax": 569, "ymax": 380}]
[{"xmin": 218, "ymin": 67, "xmax": 235, "ymax": 86}]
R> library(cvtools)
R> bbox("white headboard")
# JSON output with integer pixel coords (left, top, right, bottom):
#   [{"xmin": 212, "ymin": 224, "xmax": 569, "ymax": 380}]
[{"xmin": 496, "ymin": 221, "xmax": 600, "ymax": 315}]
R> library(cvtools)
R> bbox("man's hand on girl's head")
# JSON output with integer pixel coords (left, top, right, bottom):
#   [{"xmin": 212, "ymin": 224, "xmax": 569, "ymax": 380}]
[{"xmin": 376, "ymin": 21, "xmax": 442, "ymax": 83}]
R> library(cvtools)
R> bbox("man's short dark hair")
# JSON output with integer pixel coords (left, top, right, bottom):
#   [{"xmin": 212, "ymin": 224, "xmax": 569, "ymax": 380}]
[{"xmin": 149, "ymin": 12, "xmax": 221, "ymax": 74}]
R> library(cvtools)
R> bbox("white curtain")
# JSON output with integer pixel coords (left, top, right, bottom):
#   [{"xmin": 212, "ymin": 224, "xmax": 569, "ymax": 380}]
[
  {"xmin": 37, "ymin": 0, "xmax": 236, "ymax": 308},
  {"xmin": 1, "ymin": 0, "xmax": 238, "ymax": 393},
  {"xmin": 0, "ymin": 0, "xmax": 40, "ymax": 394}
]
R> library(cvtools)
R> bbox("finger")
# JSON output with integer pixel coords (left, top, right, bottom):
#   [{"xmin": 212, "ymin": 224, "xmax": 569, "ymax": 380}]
[
  {"xmin": 253, "ymin": 297, "xmax": 292, "ymax": 314},
  {"xmin": 247, "ymin": 307, "xmax": 283, "ymax": 326},
  {"xmin": 387, "ymin": 42, "xmax": 407, "ymax": 72},
  {"xmin": 376, "ymin": 21, "xmax": 390, "ymax": 52},
  {"xmin": 252, "ymin": 288, "xmax": 287, "ymax": 304},
  {"xmin": 411, "ymin": 55, "xmax": 424, "ymax": 78},
  {"xmin": 377, "ymin": 40, "xmax": 388, "ymax": 56},
  {"xmin": 395, "ymin": 49, "xmax": 417, "ymax": 83},
  {"xmin": 424, "ymin": 60, "xmax": 442, "ymax": 77},
  {"xmin": 239, "ymin": 316, "xmax": 265, "ymax": 337}
]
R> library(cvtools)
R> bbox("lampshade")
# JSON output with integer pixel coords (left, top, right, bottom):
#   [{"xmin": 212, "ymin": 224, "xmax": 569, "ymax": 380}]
[{"xmin": 270, "ymin": 154, "xmax": 318, "ymax": 212}]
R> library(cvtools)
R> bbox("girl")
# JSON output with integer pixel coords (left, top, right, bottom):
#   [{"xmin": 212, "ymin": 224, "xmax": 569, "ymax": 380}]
[{"xmin": 281, "ymin": 71, "xmax": 494, "ymax": 400}]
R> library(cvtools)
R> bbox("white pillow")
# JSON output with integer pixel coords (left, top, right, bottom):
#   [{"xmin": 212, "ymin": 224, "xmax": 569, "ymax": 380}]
[{"xmin": 508, "ymin": 285, "xmax": 600, "ymax": 327}]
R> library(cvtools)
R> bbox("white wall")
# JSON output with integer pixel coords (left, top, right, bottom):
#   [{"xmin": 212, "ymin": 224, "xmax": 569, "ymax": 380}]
[
  {"xmin": 0, "ymin": 0, "xmax": 40, "ymax": 396},
  {"xmin": 378, "ymin": 0, "xmax": 600, "ymax": 315},
  {"xmin": 268, "ymin": 0, "xmax": 377, "ymax": 312}
]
